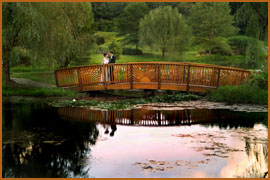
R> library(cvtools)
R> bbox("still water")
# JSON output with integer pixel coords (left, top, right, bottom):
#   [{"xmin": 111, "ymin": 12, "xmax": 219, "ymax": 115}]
[{"xmin": 2, "ymin": 102, "xmax": 268, "ymax": 178}]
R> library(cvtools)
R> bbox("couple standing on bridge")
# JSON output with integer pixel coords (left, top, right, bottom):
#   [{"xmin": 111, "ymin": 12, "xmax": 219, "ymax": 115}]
[{"xmin": 101, "ymin": 51, "xmax": 116, "ymax": 82}]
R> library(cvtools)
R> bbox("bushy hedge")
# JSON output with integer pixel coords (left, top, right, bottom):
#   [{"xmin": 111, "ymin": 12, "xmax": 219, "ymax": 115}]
[
  {"xmin": 108, "ymin": 40, "xmax": 122, "ymax": 59},
  {"xmin": 250, "ymin": 71, "xmax": 268, "ymax": 90},
  {"xmin": 210, "ymin": 37, "xmax": 233, "ymax": 56},
  {"xmin": 122, "ymin": 48, "xmax": 143, "ymax": 55},
  {"xmin": 10, "ymin": 47, "xmax": 32, "ymax": 67},
  {"xmin": 206, "ymin": 84, "xmax": 267, "ymax": 105},
  {"xmin": 228, "ymin": 36, "xmax": 264, "ymax": 55}
]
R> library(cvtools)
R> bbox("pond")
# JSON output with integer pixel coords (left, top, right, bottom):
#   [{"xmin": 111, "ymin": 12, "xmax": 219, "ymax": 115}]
[{"xmin": 2, "ymin": 102, "xmax": 268, "ymax": 178}]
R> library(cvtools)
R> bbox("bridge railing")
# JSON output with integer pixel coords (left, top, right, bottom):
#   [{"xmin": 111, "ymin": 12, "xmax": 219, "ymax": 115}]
[{"xmin": 54, "ymin": 62, "xmax": 251, "ymax": 92}]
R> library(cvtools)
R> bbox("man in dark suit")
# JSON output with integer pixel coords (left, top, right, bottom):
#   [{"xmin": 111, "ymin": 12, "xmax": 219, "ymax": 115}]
[{"xmin": 109, "ymin": 51, "xmax": 116, "ymax": 82}]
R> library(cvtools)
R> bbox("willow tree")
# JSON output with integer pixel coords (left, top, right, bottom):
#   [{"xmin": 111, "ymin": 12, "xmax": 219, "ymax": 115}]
[
  {"xmin": 3, "ymin": 2, "xmax": 95, "ymax": 84},
  {"xmin": 139, "ymin": 6, "xmax": 191, "ymax": 58},
  {"xmin": 44, "ymin": 3, "xmax": 95, "ymax": 68},
  {"xmin": 3, "ymin": 3, "xmax": 48, "ymax": 84},
  {"xmin": 189, "ymin": 2, "xmax": 237, "ymax": 54},
  {"xmin": 236, "ymin": 2, "xmax": 268, "ymax": 42}
]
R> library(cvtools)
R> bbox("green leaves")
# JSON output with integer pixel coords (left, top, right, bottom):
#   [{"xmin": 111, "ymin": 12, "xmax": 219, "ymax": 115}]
[
  {"xmin": 139, "ymin": 6, "xmax": 191, "ymax": 58},
  {"xmin": 50, "ymin": 93, "xmax": 200, "ymax": 110},
  {"xmin": 206, "ymin": 84, "xmax": 268, "ymax": 105},
  {"xmin": 189, "ymin": 2, "xmax": 237, "ymax": 54}
]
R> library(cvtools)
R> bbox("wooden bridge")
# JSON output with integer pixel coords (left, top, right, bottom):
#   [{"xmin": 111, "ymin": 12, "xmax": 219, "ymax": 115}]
[{"xmin": 54, "ymin": 62, "xmax": 251, "ymax": 93}]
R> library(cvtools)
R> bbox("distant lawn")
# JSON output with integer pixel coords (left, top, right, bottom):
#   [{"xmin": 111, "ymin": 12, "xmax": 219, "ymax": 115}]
[
  {"xmin": 89, "ymin": 53, "xmax": 166, "ymax": 64},
  {"xmin": 11, "ymin": 71, "xmax": 56, "ymax": 85},
  {"xmin": 89, "ymin": 52, "xmax": 256, "ymax": 70}
]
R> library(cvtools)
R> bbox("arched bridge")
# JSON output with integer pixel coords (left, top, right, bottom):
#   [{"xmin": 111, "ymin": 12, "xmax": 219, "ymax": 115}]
[{"xmin": 54, "ymin": 62, "xmax": 251, "ymax": 93}]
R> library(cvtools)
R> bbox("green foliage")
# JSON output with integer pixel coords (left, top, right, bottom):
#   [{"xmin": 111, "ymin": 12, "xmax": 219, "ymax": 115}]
[
  {"xmin": 51, "ymin": 93, "xmax": 200, "ymax": 110},
  {"xmin": 122, "ymin": 48, "xmax": 143, "ymax": 55},
  {"xmin": 228, "ymin": 36, "xmax": 265, "ymax": 69},
  {"xmin": 11, "ymin": 72, "xmax": 56, "ymax": 85},
  {"xmin": 228, "ymin": 36, "xmax": 263, "ymax": 55},
  {"xmin": 139, "ymin": 6, "xmax": 191, "ymax": 58},
  {"xmin": 108, "ymin": 40, "xmax": 122, "ymax": 59},
  {"xmin": 209, "ymin": 37, "xmax": 233, "ymax": 56},
  {"xmin": 10, "ymin": 47, "xmax": 32, "ymax": 66},
  {"xmin": 249, "ymin": 71, "xmax": 268, "ymax": 90},
  {"xmin": 189, "ymin": 2, "xmax": 237, "ymax": 54},
  {"xmin": 95, "ymin": 34, "xmax": 105, "ymax": 46},
  {"xmin": 228, "ymin": 36, "xmax": 251, "ymax": 55},
  {"xmin": 3, "ymin": 86, "xmax": 79, "ymax": 97},
  {"xmin": 236, "ymin": 3, "xmax": 268, "ymax": 42},
  {"xmin": 117, "ymin": 2, "xmax": 148, "ymax": 49},
  {"xmin": 92, "ymin": 2, "xmax": 127, "ymax": 31},
  {"xmin": 11, "ymin": 65, "xmax": 48, "ymax": 72},
  {"xmin": 245, "ymin": 39, "xmax": 264, "ymax": 69},
  {"xmin": 206, "ymin": 85, "xmax": 268, "ymax": 105}
]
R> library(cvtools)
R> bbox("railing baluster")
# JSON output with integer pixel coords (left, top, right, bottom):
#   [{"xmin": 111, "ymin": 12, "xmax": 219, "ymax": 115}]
[
  {"xmin": 158, "ymin": 64, "xmax": 161, "ymax": 89},
  {"xmin": 77, "ymin": 68, "xmax": 83, "ymax": 91},
  {"xmin": 130, "ymin": 64, "xmax": 133, "ymax": 89},
  {"xmin": 216, "ymin": 68, "xmax": 221, "ymax": 88},
  {"xmin": 186, "ymin": 65, "xmax": 191, "ymax": 92},
  {"xmin": 104, "ymin": 65, "xmax": 107, "ymax": 90}
]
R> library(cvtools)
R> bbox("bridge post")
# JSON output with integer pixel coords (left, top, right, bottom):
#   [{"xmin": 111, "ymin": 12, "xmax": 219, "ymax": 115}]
[
  {"xmin": 216, "ymin": 68, "xmax": 221, "ymax": 88},
  {"xmin": 158, "ymin": 64, "xmax": 161, "ymax": 89},
  {"xmin": 186, "ymin": 65, "xmax": 191, "ymax": 92},
  {"xmin": 77, "ymin": 68, "xmax": 83, "ymax": 92},
  {"xmin": 130, "ymin": 64, "xmax": 133, "ymax": 89},
  {"xmin": 103, "ymin": 65, "xmax": 107, "ymax": 90}
]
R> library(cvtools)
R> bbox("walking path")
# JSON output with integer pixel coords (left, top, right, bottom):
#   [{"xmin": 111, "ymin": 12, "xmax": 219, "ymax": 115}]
[{"xmin": 11, "ymin": 77, "xmax": 56, "ymax": 88}]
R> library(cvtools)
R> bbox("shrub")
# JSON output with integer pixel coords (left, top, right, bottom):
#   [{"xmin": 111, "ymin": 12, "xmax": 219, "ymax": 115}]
[
  {"xmin": 10, "ymin": 47, "xmax": 32, "ymax": 67},
  {"xmin": 3, "ymin": 86, "xmax": 79, "ymax": 97},
  {"xmin": 210, "ymin": 37, "xmax": 233, "ymax": 56},
  {"xmin": 228, "ymin": 36, "xmax": 251, "ymax": 55},
  {"xmin": 122, "ymin": 48, "xmax": 143, "ymax": 55},
  {"xmin": 249, "ymin": 71, "xmax": 268, "ymax": 90},
  {"xmin": 108, "ymin": 40, "xmax": 122, "ymax": 59},
  {"xmin": 95, "ymin": 35, "xmax": 105, "ymax": 46},
  {"xmin": 206, "ymin": 85, "xmax": 268, "ymax": 105}
]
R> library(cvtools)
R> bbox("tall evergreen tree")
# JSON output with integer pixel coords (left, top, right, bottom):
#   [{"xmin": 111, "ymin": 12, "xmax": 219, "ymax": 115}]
[
  {"xmin": 117, "ymin": 2, "xmax": 148, "ymax": 51},
  {"xmin": 189, "ymin": 2, "xmax": 237, "ymax": 54}
]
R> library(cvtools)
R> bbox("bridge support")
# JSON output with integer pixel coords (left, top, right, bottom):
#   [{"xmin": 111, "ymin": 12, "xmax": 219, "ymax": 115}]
[{"xmin": 186, "ymin": 65, "xmax": 191, "ymax": 92}]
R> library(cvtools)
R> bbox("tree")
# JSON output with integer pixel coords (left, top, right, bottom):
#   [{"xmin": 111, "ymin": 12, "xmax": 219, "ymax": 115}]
[
  {"xmin": 139, "ymin": 6, "xmax": 191, "ymax": 58},
  {"xmin": 117, "ymin": 2, "xmax": 148, "ymax": 51},
  {"xmin": 189, "ymin": 2, "xmax": 237, "ymax": 54},
  {"xmin": 92, "ymin": 2, "xmax": 127, "ymax": 31},
  {"xmin": 3, "ymin": 3, "xmax": 48, "ymax": 84},
  {"xmin": 44, "ymin": 3, "xmax": 95, "ymax": 68},
  {"xmin": 236, "ymin": 2, "xmax": 268, "ymax": 42},
  {"xmin": 3, "ymin": 2, "xmax": 96, "ymax": 84}
]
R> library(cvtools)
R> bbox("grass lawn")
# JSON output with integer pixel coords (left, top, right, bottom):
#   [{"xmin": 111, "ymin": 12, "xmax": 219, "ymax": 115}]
[{"xmin": 11, "ymin": 71, "xmax": 56, "ymax": 85}]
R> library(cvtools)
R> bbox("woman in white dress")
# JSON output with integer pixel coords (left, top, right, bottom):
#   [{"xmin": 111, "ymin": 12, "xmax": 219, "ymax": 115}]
[{"xmin": 101, "ymin": 53, "xmax": 109, "ymax": 82}]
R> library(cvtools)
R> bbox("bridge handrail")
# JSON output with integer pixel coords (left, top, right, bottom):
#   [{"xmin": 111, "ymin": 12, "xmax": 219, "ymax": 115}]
[
  {"xmin": 54, "ymin": 62, "xmax": 251, "ymax": 92},
  {"xmin": 55, "ymin": 62, "xmax": 250, "ymax": 72}
]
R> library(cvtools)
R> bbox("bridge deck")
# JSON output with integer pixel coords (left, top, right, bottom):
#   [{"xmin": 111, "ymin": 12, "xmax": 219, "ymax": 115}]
[{"xmin": 54, "ymin": 62, "xmax": 251, "ymax": 93}]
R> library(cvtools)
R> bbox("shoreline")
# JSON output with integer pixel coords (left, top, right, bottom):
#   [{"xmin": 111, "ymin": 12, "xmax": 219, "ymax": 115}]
[{"xmin": 3, "ymin": 96, "xmax": 268, "ymax": 113}]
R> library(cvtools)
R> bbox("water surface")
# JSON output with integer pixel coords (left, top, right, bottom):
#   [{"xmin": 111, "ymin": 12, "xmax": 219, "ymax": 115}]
[{"xmin": 2, "ymin": 103, "xmax": 268, "ymax": 178}]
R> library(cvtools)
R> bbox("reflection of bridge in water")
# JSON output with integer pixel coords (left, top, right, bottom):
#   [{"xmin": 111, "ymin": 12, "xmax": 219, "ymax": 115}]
[
  {"xmin": 55, "ymin": 62, "xmax": 251, "ymax": 93},
  {"xmin": 58, "ymin": 107, "xmax": 262, "ymax": 127}
]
